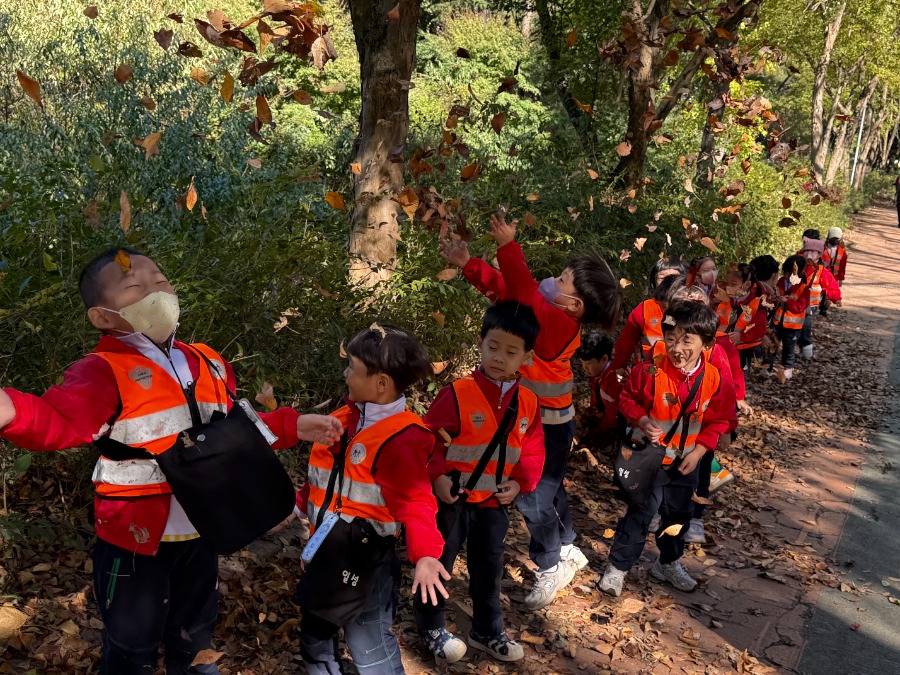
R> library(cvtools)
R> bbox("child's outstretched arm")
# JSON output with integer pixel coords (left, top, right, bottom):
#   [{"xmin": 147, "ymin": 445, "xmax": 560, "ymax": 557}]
[{"xmin": 441, "ymin": 236, "xmax": 507, "ymax": 301}]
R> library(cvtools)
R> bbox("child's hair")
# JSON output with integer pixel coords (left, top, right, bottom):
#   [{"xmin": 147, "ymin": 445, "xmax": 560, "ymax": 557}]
[
  {"xmin": 670, "ymin": 283, "xmax": 710, "ymax": 305},
  {"xmin": 653, "ymin": 273, "xmax": 685, "ymax": 304},
  {"xmin": 662, "ymin": 301, "xmax": 718, "ymax": 345},
  {"xmin": 576, "ymin": 330, "xmax": 614, "ymax": 361},
  {"xmin": 480, "ymin": 300, "xmax": 541, "ymax": 352},
  {"xmin": 690, "ymin": 256, "xmax": 714, "ymax": 269},
  {"xmin": 79, "ymin": 247, "xmax": 147, "ymax": 308},
  {"xmin": 749, "ymin": 255, "xmax": 779, "ymax": 281},
  {"xmin": 568, "ymin": 253, "xmax": 623, "ymax": 329},
  {"xmin": 648, "ymin": 258, "xmax": 687, "ymax": 289},
  {"xmin": 782, "ymin": 255, "xmax": 807, "ymax": 276},
  {"xmin": 801, "ymin": 228, "xmax": 821, "ymax": 241},
  {"xmin": 345, "ymin": 324, "xmax": 433, "ymax": 392},
  {"xmin": 731, "ymin": 263, "xmax": 756, "ymax": 284}
]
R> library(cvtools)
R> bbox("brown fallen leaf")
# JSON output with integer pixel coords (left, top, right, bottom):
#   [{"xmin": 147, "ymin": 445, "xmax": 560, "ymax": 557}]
[
  {"xmin": 437, "ymin": 268, "xmax": 458, "ymax": 281},
  {"xmin": 83, "ymin": 6, "xmax": 98, "ymax": 19},
  {"xmin": 191, "ymin": 649, "xmax": 224, "ymax": 666},
  {"xmin": 324, "ymin": 191, "xmax": 346, "ymax": 211},
  {"xmin": 114, "ymin": 64, "xmax": 133, "ymax": 84},
  {"xmin": 16, "ymin": 71, "xmax": 42, "ymax": 109},
  {"xmin": 255, "ymin": 382, "xmax": 277, "ymax": 412}
]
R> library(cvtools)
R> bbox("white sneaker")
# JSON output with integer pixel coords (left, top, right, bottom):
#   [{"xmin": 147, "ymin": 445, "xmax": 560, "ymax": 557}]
[
  {"xmin": 423, "ymin": 628, "xmax": 467, "ymax": 663},
  {"xmin": 524, "ymin": 560, "xmax": 577, "ymax": 610},
  {"xmin": 783, "ymin": 368, "xmax": 794, "ymax": 380},
  {"xmin": 801, "ymin": 344, "xmax": 813, "ymax": 359},
  {"xmin": 649, "ymin": 513, "xmax": 661, "ymax": 533},
  {"xmin": 560, "ymin": 544, "xmax": 589, "ymax": 571},
  {"xmin": 683, "ymin": 518, "xmax": 706, "ymax": 544},
  {"xmin": 650, "ymin": 559, "xmax": 698, "ymax": 592},
  {"xmin": 598, "ymin": 564, "xmax": 627, "ymax": 597}
]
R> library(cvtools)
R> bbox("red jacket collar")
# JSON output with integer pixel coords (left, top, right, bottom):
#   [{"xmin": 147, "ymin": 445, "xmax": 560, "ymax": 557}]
[{"xmin": 92, "ymin": 334, "xmax": 192, "ymax": 357}]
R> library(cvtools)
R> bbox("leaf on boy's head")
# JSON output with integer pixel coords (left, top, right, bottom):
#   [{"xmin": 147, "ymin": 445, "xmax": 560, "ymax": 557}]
[
  {"xmin": 369, "ymin": 322, "xmax": 387, "ymax": 338},
  {"xmin": 114, "ymin": 250, "xmax": 131, "ymax": 272},
  {"xmin": 663, "ymin": 315, "xmax": 677, "ymax": 327}
]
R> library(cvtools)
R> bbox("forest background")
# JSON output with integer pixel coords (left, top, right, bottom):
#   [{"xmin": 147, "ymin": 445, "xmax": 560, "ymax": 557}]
[{"xmin": 1, "ymin": 0, "xmax": 899, "ymax": 549}]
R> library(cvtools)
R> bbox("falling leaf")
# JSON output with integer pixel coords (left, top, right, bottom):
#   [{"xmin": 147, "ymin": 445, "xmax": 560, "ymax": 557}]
[
  {"xmin": 386, "ymin": 3, "xmax": 400, "ymax": 21},
  {"xmin": 324, "ymin": 191, "xmax": 346, "ymax": 211},
  {"xmin": 661, "ymin": 523, "xmax": 684, "ymax": 537},
  {"xmin": 565, "ymin": 29, "xmax": 578, "ymax": 47},
  {"xmin": 246, "ymin": 158, "xmax": 263, "ymax": 169},
  {"xmin": 460, "ymin": 161, "xmax": 482, "ymax": 182},
  {"xmin": 741, "ymin": 159, "xmax": 751, "ymax": 174},
  {"xmin": 429, "ymin": 312, "xmax": 446, "ymax": 328},
  {"xmin": 83, "ymin": 200, "xmax": 100, "ymax": 226},
  {"xmin": 119, "ymin": 191, "xmax": 131, "ymax": 233},
  {"xmin": 699, "ymin": 237, "xmax": 718, "ymax": 252},
  {"xmin": 189, "ymin": 67, "xmax": 208, "ymax": 86},
  {"xmin": 634, "ymin": 237, "xmax": 647, "ymax": 251},
  {"xmin": 186, "ymin": 177, "xmax": 198, "ymax": 211},
  {"xmin": 685, "ymin": 178, "xmax": 694, "ymax": 193},
  {"xmin": 257, "ymin": 18, "xmax": 275, "ymax": 55},
  {"xmin": 321, "ymin": 82, "xmax": 347, "ymax": 94},
  {"xmin": 525, "ymin": 193, "xmax": 540, "ymax": 202},
  {"xmin": 811, "ymin": 195, "xmax": 822, "ymax": 206},
  {"xmin": 43, "ymin": 251, "xmax": 58, "ymax": 272},
  {"xmin": 456, "ymin": 47, "xmax": 470, "ymax": 58},
  {"xmin": 782, "ymin": 196, "xmax": 792, "ymax": 209},
  {"xmin": 603, "ymin": 528, "xmax": 615, "ymax": 538},
  {"xmin": 114, "ymin": 250, "xmax": 131, "ymax": 272},
  {"xmin": 220, "ymin": 71, "xmax": 234, "ymax": 102},
  {"xmin": 431, "ymin": 361, "xmax": 447, "ymax": 374},
  {"xmin": 619, "ymin": 278, "xmax": 632, "ymax": 288},
  {"xmin": 391, "ymin": 186, "xmax": 419, "ymax": 221},
  {"xmin": 779, "ymin": 217, "xmax": 796, "ymax": 228},
  {"xmin": 587, "ymin": 169, "xmax": 599, "ymax": 180},
  {"xmin": 191, "ymin": 650, "xmax": 224, "ymax": 667},
  {"xmin": 176, "ymin": 41, "xmax": 204, "ymax": 58},
  {"xmin": 615, "ymin": 140, "xmax": 632, "ymax": 157},
  {"xmin": 350, "ymin": 162, "xmax": 362, "ymax": 175},
  {"xmin": 490, "ymin": 112, "xmax": 506, "ymax": 135},
  {"xmin": 255, "ymin": 382, "xmax": 277, "ymax": 412},
  {"xmin": 572, "ymin": 97, "xmax": 593, "ymax": 114},
  {"xmin": 140, "ymin": 96, "xmax": 157, "ymax": 111},
  {"xmin": 715, "ymin": 27, "xmax": 734, "ymax": 40},
  {"xmin": 498, "ymin": 77, "xmax": 518, "ymax": 94},
  {"xmin": 154, "ymin": 29, "xmax": 174, "ymax": 50},
  {"xmin": 619, "ymin": 249, "xmax": 631, "ymax": 262},
  {"xmin": 524, "ymin": 212, "xmax": 536, "ymax": 227},
  {"xmin": 83, "ymin": 6, "xmax": 98, "ymax": 19},
  {"xmin": 167, "ymin": 13, "xmax": 183, "ymax": 23},
  {"xmin": 16, "ymin": 71, "xmax": 42, "ymax": 109},
  {"xmin": 256, "ymin": 95, "xmax": 272, "ymax": 125},
  {"xmin": 114, "ymin": 64, "xmax": 133, "ymax": 84},
  {"xmin": 793, "ymin": 168, "xmax": 809, "ymax": 178},
  {"xmin": 138, "ymin": 132, "xmax": 162, "ymax": 159},
  {"xmin": 664, "ymin": 49, "xmax": 679, "ymax": 66},
  {"xmin": 292, "ymin": 89, "xmax": 312, "ymax": 105},
  {"xmin": 437, "ymin": 268, "xmax": 458, "ymax": 281}
]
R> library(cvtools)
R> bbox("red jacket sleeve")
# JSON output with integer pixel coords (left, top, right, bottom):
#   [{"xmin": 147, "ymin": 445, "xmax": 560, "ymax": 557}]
[
  {"xmin": 696, "ymin": 364, "xmax": 732, "ymax": 450},
  {"xmin": 610, "ymin": 304, "xmax": 645, "ymax": 372},
  {"xmin": 509, "ymin": 416, "xmax": 544, "ymax": 494},
  {"xmin": 618, "ymin": 365, "xmax": 652, "ymax": 425},
  {"xmin": 1, "ymin": 355, "xmax": 120, "ymax": 451},
  {"xmin": 820, "ymin": 268, "xmax": 842, "ymax": 302},
  {"xmin": 373, "ymin": 426, "xmax": 444, "ymax": 563},
  {"xmin": 737, "ymin": 306, "xmax": 768, "ymax": 349},
  {"xmin": 837, "ymin": 250, "xmax": 847, "ymax": 281},
  {"xmin": 597, "ymin": 367, "xmax": 624, "ymax": 431},
  {"xmin": 783, "ymin": 281, "xmax": 810, "ymax": 314},
  {"xmin": 462, "ymin": 257, "xmax": 507, "ymax": 302},
  {"xmin": 421, "ymin": 384, "xmax": 461, "ymax": 482},
  {"xmin": 495, "ymin": 242, "xmax": 580, "ymax": 360},
  {"xmin": 709, "ymin": 345, "xmax": 738, "ymax": 432},
  {"xmin": 720, "ymin": 338, "xmax": 745, "ymax": 401}
]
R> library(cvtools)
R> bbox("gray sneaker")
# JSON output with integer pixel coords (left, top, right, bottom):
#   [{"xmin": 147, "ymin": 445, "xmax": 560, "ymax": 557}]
[
  {"xmin": 650, "ymin": 559, "xmax": 698, "ymax": 592},
  {"xmin": 598, "ymin": 564, "xmax": 627, "ymax": 597},
  {"xmin": 560, "ymin": 544, "xmax": 589, "ymax": 571},
  {"xmin": 683, "ymin": 518, "xmax": 707, "ymax": 544},
  {"xmin": 524, "ymin": 560, "xmax": 578, "ymax": 610}
]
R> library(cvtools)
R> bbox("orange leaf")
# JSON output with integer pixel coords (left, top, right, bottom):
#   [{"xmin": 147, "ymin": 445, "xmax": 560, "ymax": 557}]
[
  {"xmin": 460, "ymin": 161, "xmax": 482, "ymax": 182},
  {"xmin": 429, "ymin": 312, "xmax": 446, "ymax": 327},
  {"xmin": 220, "ymin": 71, "xmax": 234, "ymax": 103},
  {"xmin": 741, "ymin": 159, "xmax": 751, "ymax": 174},
  {"xmin": 186, "ymin": 177, "xmax": 198, "ymax": 211},
  {"xmin": 139, "ymin": 132, "xmax": 162, "ymax": 159},
  {"xmin": 793, "ymin": 168, "xmax": 809, "ymax": 178},
  {"xmin": 587, "ymin": 169, "xmax": 599, "ymax": 180},
  {"xmin": 292, "ymin": 89, "xmax": 312, "ymax": 105},
  {"xmin": 119, "ymin": 191, "xmax": 131, "ymax": 233},
  {"xmin": 255, "ymin": 383, "xmax": 277, "ymax": 412},
  {"xmin": 615, "ymin": 140, "xmax": 632, "ymax": 157},
  {"xmin": 140, "ymin": 96, "xmax": 157, "ymax": 111},
  {"xmin": 699, "ymin": 236, "xmax": 718, "ymax": 252},
  {"xmin": 114, "ymin": 64, "xmax": 133, "ymax": 84},
  {"xmin": 619, "ymin": 278, "xmax": 632, "ymax": 288},
  {"xmin": 324, "ymin": 191, "xmax": 346, "ymax": 211},
  {"xmin": 256, "ymin": 95, "xmax": 272, "ymax": 125},
  {"xmin": 715, "ymin": 27, "xmax": 734, "ymax": 40},
  {"xmin": 350, "ymin": 162, "xmax": 362, "ymax": 175},
  {"xmin": 664, "ymin": 49, "xmax": 679, "ymax": 66},
  {"xmin": 190, "ymin": 67, "xmax": 208, "ymax": 86},
  {"xmin": 16, "ymin": 71, "xmax": 42, "ymax": 109},
  {"xmin": 437, "ymin": 268, "xmax": 458, "ymax": 281},
  {"xmin": 490, "ymin": 112, "xmax": 506, "ymax": 135},
  {"xmin": 114, "ymin": 249, "xmax": 131, "ymax": 272},
  {"xmin": 572, "ymin": 97, "xmax": 593, "ymax": 114},
  {"xmin": 386, "ymin": 3, "xmax": 400, "ymax": 21},
  {"xmin": 257, "ymin": 18, "xmax": 275, "ymax": 55},
  {"xmin": 565, "ymin": 29, "xmax": 578, "ymax": 47},
  {"xmin": 432, "ymin": 361, "xmax": 448, "ymax": 374},
  {"xmin": 634, "ymin": 237, "xmax": 647, "ymax": 251},
  {"xmin": 391, "ymin": 186, "xmax": 419, "ymax": 221},
  {"xmin": 524, "ymin": 212, "xmax": 536, "ymax": 227},
  {"xmin": 525, "ymin": 193, "xmax": 540, "ymax": 202}
]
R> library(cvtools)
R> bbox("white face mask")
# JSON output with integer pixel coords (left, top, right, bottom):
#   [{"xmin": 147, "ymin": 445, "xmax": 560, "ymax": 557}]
[
  {"xmin": 98, "ymin": 291, "xmax": 180, "ymax": 344},
  {"xmin": 700, "ymin": 269, "xmax": 718, "ymax": 286}
]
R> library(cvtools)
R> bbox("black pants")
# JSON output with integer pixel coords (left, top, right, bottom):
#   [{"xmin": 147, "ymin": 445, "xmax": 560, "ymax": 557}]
[
  {"xmin": 515, "ymin": 419, "xmax": 575, "ymax": 569},
  {"xmin": 692, "ymin": 451, "xmax": 714, "ymax": 519},
  {"xmin": 415, "ymin": 502, "xmax": 509, "ymax": 637},
  {"xmin": 776, "ymin": 326, "xmax": 799, "ymax": 369},
  {"xmin": 608, "ymin": 463, "xmax": 700, "ymax": 571},
  {"xmin": 738, "ymin": 346, "xmax": 759, "ymax": 372},
  {"xmin": 819, "ymin": 295, "xmax": 831, "ymax": 317},
  {"xmin": 798, "ymin": 313, "xmax": 815, "ymax": 350},
  {"xmin": 93, "ymin": 537, "xmax": 219, "ymax": 675}
]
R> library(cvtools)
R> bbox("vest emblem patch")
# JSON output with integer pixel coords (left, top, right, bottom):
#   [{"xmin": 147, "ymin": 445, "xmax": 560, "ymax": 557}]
[
  {"xmin": 129, "ymin": 366, "xmax": 153, "ymax": 391},
  {"xmin": 519, "ymin": 417, "xmax": 529, "ymax": 435},
  {"xmin": 470, "ymin": 412, "xmax": 487, "ymax": 429},
  {"xmin": 350, "ymin": 443, "xmax": 367, "ymax": 465}
]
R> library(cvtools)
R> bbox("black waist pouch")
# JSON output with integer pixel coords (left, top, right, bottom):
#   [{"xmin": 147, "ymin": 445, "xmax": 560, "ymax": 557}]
[
  {"xmin": 97, "ymin": 403, "xmax": 296, "ymax": 555},
  {"xmin": 295, "ymin": 517, "xmax": 396, "ymax": 631},
  {"xmin": 613, "ymin": 436, "xmax": 666, "ymax": 507}
]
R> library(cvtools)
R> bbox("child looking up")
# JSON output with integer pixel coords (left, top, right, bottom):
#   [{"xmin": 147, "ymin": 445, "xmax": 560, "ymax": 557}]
[
  {"xmin": 415, "ymin": 301, "xmax": 545, "ymax": 664},
  {"xmin": 440, "ymin": 213, "xmax": 622, "ymax": 610},
  {"xmin": 599, "ymin": 302, "xmax": 731, "ymax": 597},
  {"xmin": 690, "ymin": 257, "xmax": 719, "ymax": 298},
  {"xmin": 296, "ymin": 325, "xmax": 450, "ymax": 675}
]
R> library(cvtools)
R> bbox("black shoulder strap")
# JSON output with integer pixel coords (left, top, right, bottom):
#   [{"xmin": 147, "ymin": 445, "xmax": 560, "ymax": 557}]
[
  {"xmin": 185, "ymin": 345, "xmax": 239, "ymax": 404},
  {"xmin": 661, "ymin": 370, "xmax": 704, "ymax": 448},
  {"xmin": 314, "ymin": 430, "xmax": 350, "ymax": 530},
  {"xmin": 462, "ymin": 389, "xmax": 519, "ymax": 499}
]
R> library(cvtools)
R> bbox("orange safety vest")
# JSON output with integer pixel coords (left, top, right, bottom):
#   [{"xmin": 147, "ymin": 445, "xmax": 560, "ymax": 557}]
[
  {"xmin": 808, "ymin": 265, "xmax": 824, "ymax": 308},
  {"xmin": 91, "ymin": 343, "xmax": 230, "ymax": 498},
  {"xmin": 773, "ymin": 281, "xmax": 808, "ymax": 330},
  {"xmin": 519, "ymin": 332, "xmax": 580, "ymax": 425},
  {"xmin": 632, "ymin": 343, "xmax": 721, "ymax": 465},
  {"xmin": 639, "ymin": 299, "xmax": 665, "ymax": 359},
  {"xmin": 716, "ymin": 297, "xmax": 763, "ymax": 349},
  {"xmin": 444, "ymin": 378, "xmax": 538, "ymax": 503},
  {"xmin": 822, "ymin": 245, "xmax": 846, "ymax": 277},
  {"xmin": 306, "ymin": 406, "xmax": 426, "ymax": 537}
]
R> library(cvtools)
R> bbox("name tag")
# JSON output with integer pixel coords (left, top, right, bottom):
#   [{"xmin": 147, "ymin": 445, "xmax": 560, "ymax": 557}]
[{"xmin": 301, "ymin": 511, "xmax": 339, "ymax": 563}]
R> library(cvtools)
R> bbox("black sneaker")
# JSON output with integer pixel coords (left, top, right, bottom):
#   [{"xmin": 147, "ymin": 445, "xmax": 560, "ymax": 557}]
[{"xmin": 468, "ymin": 630, "xmax": 525, "ymax": 662}]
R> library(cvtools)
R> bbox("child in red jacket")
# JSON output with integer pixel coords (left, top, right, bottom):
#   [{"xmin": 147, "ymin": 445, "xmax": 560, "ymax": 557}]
[
  {"xmin": 295, "ymin": 325, "xmax": 450, "ymax": 675},
  {"xmin": 799, "ymin": 238, "xmax": 842, "ymax": 359},
  {"xmin": 599, "ymin": 302, "xmax": 731, "ymax": 597},
  {"xmin": 578, "ymin": 331, "xmax": 620, "ymax": 435},
  {"xmin": 414, "ymin": 301, "xmax": 544, "ymax": 664},
  {"xmin": 772, "ymin": 255, "xmax": 810, "ymax": 379},
  {"xmin": 440, "ymin": 212, "xmax": 622, "ymax": 610},
  {"xmin": 715, "ymin": 263, "xmax": 768, "ymax": 373},
  {"xmin": 0, "ymin": 249, "xmax": 341, "ymax": 675},
  {"xmin": 823, "ymin": 227, "xmax": 848, "ymax": 285}
]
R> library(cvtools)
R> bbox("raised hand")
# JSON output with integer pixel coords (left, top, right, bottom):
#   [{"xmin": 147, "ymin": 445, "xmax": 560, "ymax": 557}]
[
  {"xmin": 297, "ymin": 414, "xmax": 343, "ymax": 445},
  {"xmin": 488, "ymin": 212, "xmax": 517, "ymax": 247},
  {"xmin": 439, "ymin": 237, "xmax": 471, "ymax": 269}
]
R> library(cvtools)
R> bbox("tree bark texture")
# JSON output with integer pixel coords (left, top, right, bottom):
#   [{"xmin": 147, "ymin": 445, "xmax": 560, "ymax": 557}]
[
  {"xmin": 826, "ymin": 76, "xmax": 877, "ymax": 185},
  {"xmin": 810, "ymin": 1, "xmax": 847, "ymax": 182},
  {"xmin": 853, "ymin": 82, "xmax": 889, "ymax": 190},
  {"xmin": 347, "ymin": 0, "xmax": 421, "ymax": 287}
]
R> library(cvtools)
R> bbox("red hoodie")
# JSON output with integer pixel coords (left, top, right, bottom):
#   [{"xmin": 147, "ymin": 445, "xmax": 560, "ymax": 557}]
[
  {"xmin": 806, "ymin": 264, "xmax": 842, "ymax": 303},
  {"xmin": 1, "ymin": 335, "xmax": 301, "ymax": 555},
  {"xmin": 424, "ymin": 368, "xmax": 545, "ymax": 507}
]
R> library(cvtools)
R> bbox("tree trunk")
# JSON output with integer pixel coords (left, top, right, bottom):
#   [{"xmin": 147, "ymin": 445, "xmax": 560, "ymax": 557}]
[
  {"xmin": 853, "ymin": 83, "xmax": 889, "ymax": 190},
  {"xmin": 825, "ymin": 77, "xmax": 877, "ymax": 185},
  {"xmin": 347, "ymin": 0, "xmax": 421, "ymax": 287},
  {"xmin": 696, "ymin": 79, "xmax": 731, "ymax": 188},
  {"xmin": 879, "ymin": 116, "xmax": 900, "ymax": 168},
  {"xmin": 810, "ymin": 1, "xmax": 847, "ymax": 182}
]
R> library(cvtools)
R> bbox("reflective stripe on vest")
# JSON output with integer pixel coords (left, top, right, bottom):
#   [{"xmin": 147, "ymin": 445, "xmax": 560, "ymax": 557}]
[
  {"xmin": 444, "ymin": 377, "xmax": 537, "ymax": 503},
  {"xmin": 808, "ymin": 267, "xmax": 823, "ymax": 308},
  {"xmin": 729, "ymin": 297, "xmax": 763, "ymax": 349},
  {"xmin": 519, "ymin": 332, "xmax": 579, "ymax": 423},
  {"xmin": 91, "ymin": 343, "xmax": 230, "ymax": 497},
  {"xmin": 632, "ymin": 343, "xmax": 721, "ymax": 465},
  {"xmin": 774, "ymin": 284, "xmax": 808, "ymax": 331},
  {"xmin": 306, "ymin": 407, "xmax": 425, "ymax": 537},
  {"xmin": 639, "ymin": 300, "xmax": 664, "ymax": 357}
]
